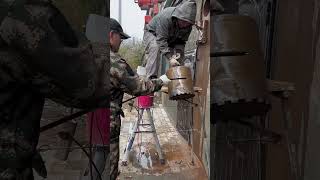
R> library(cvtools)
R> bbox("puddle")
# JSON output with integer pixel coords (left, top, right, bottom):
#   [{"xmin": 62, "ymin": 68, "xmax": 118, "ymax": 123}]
[{"xmin": 126, "ymin": 141, "xmax": 197, "ymax": 175}]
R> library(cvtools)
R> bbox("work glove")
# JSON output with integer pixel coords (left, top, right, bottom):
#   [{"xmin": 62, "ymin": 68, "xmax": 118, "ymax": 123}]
[
  {"xmin": 169, "ymin": 58, "xmax": 181, "ymax": 67},
  {"xmin": 169, "ymin": 53, "xmax": 181, "ymax": 67},
  {"xmin": 159, "ymin": 74, "xmax": 171, "ymax": 85}
]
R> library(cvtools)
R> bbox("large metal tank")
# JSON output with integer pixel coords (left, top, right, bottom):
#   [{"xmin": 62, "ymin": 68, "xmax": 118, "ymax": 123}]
[{"xmin": 211, "ymin": 15, "xmax": 269, "ymax": 121}]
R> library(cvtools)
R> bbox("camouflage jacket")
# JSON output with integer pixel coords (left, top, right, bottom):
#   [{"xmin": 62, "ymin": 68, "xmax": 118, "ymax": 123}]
[
  {"xmin": 110, "ymin": 51, "xmax": 163, "ymax": 117},
  {"xmin": 145, "ymin": 2, "xmax": 195, "ymax": 56},
  {"xmin": 0, "ymin": 0, "xmax": 109, "ymax": 176}
]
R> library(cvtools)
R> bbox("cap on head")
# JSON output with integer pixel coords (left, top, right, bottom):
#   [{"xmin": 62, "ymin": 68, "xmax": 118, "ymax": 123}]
[
  {"xmin": 172, "ymin": 0, "xmax": 197, "ymax": 24},
  {"xmin": 110, "ymin": 18, "xmax": 131, "ymax": 39}
]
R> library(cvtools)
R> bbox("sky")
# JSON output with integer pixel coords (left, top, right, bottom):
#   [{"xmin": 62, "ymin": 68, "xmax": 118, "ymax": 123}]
[{"xmin": 110, "ymin": 0, "xmax": 146, "ymax": 40}]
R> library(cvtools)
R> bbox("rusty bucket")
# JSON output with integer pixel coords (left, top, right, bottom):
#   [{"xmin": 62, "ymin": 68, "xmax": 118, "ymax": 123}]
[{"xmin": 166, "ymin": 66, "xmax": 194, "ymax": 100}]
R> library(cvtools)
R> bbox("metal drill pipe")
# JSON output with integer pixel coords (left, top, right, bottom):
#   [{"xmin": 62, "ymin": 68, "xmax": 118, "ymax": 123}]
[{"xmin": 211, "ymin": 51, "xmax": 249, "ymax": 57}]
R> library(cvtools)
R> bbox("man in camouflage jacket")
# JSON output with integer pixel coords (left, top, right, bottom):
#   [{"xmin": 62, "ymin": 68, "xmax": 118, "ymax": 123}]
[
  {"xmin": 109, "ymin": 18, "xmax": 170, "ymax": 179},
  {"xmin": 143, "ymin": 0, "xmax": 197, "ymax": 79},
  {"xmin": 0, "ymin": 0, "xmax": 110, "ymax": 179}
]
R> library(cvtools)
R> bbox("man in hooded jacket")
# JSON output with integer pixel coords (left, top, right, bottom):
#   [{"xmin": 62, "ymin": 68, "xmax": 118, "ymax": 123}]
[{"xmin": 143, "ymin": 0, "xmax": 197, "ymax": 79}]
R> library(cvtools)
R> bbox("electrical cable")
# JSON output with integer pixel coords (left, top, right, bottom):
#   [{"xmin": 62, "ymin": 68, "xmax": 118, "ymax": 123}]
[
  {"xmin": 57, "ymin": 132, "xmax": 102, "ymax": 180},
  {"xmin": 40, "ymin": 93, "xmax": 153, "ymax": 133},
  {"xmin": 96, "ymin": 111, "xmax": 108, "ymax": 177},
  {"xmin": 89, "ymin": 113, "xmax": 94, "ymax": 180}
]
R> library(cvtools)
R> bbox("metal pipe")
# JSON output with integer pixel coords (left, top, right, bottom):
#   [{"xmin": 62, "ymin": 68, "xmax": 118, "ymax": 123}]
[
  {"xmin": 211, "ymin": 51, "xmax": 249, "ymax": 57},
  {"xmin": 119, "ymin": 0, "xmax": 122, "ymax": 24}
]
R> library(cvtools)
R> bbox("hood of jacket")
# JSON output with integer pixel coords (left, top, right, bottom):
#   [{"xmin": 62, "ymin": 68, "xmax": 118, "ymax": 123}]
[{"xmin": 172, "ymin": 0, "xmax": 197, "ymax": 24}]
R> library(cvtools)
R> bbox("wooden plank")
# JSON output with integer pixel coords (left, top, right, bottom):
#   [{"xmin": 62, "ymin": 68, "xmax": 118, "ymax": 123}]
[{"xmin": 192, "ymin": 22, "xmax": 210, "ymax": 159}]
